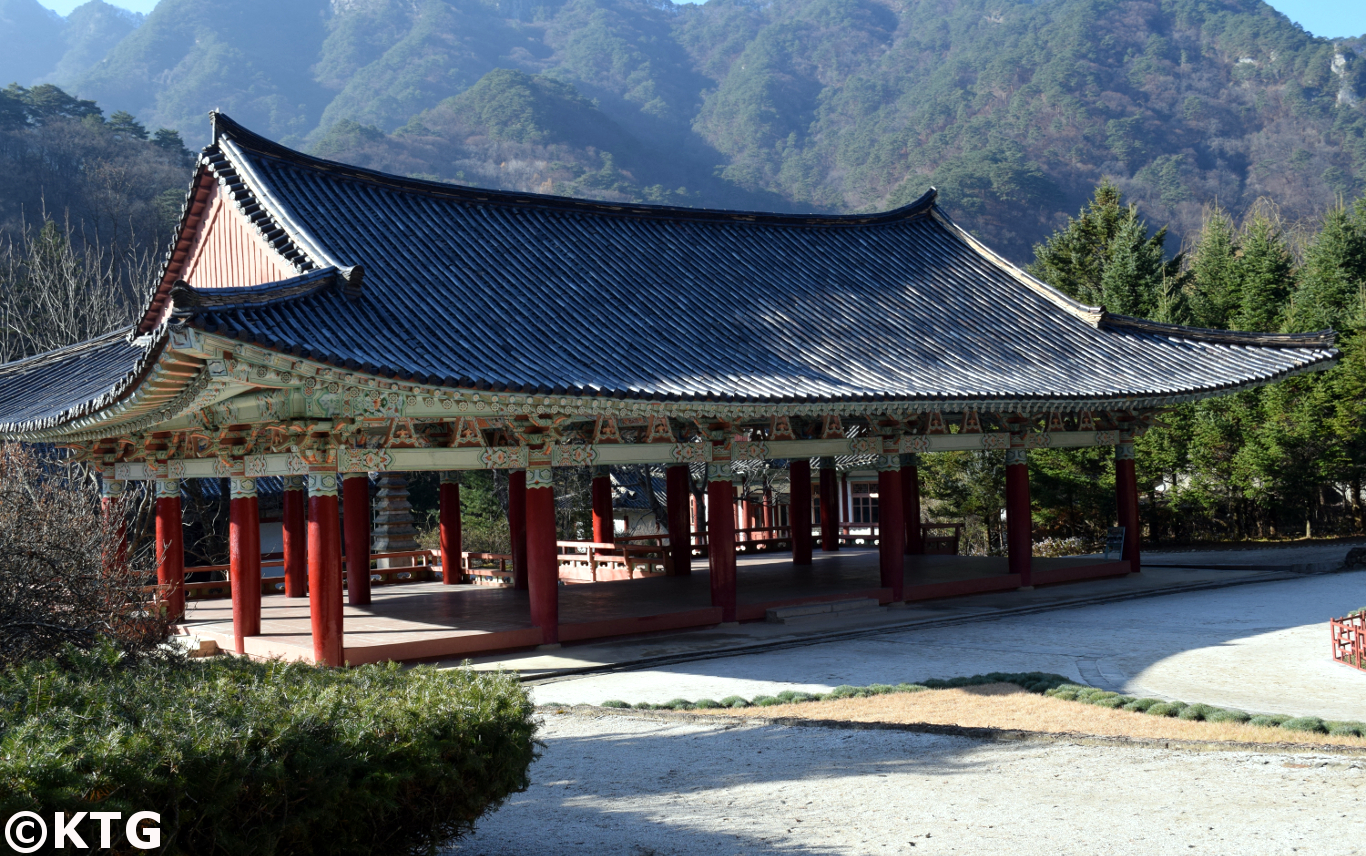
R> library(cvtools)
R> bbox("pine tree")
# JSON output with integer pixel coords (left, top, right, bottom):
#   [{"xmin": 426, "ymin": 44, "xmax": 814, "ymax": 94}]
[
  {"xmin": 1233, "ymin": 213, "xmax": 1294, "ymax": 332},
  {"xmin": 1028, "ymin": 180, "xmax": 1126, "ymax": 305},
  {"xmin": 1029, "ymin": 180, "xmax": 1182, "ymax": 315},
  {"xmin": 1187, "ymin": 207, "xmax": 1241, "ymax": 329}
]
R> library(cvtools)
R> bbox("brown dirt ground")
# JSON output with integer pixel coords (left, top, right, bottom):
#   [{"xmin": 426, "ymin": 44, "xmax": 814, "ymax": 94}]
[{"xmin": 689, "ymin": 684, "xmax": 1366, "ymax": 748}]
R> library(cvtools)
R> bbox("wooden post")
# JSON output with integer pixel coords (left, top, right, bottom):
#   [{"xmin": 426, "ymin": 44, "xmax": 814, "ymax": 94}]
[
  {"xmin": 591, "ymin": 466, "xmax": 614, "ymax": 544},
  {"xmin": 525, "ymin": 468, "xmax": 559, "ymax": 644},
  {"xmin": 154, "ymin": 478, "xmax": 185, "ymax": 620},
  {"xmin": 1116, "ymin": 440, "xmax": 1141, "ymax": 573},
  {"xmin": 342, "ymin": 473, "xmax": 372, "ymax": 606},
  {"xmin": 902, "ymin": 454, "xmax": 923, "ymax": 555},
  {"xmin": 439, "ymin": 472, "xmax": 462, "ymax": 584},
  {"xmin": 228, "ymin": 476, "xmax": 261, "ymax": 654},
  {"xmin": 790, "ymin": 458, "xmax": 813, "ymax": 566},
  {"xmin": 707, "ymin": 463, "xmax": 738, "ymax": 622},
  {"xmin": 818, "ymin": 458, "xmax": 839, "ymax": 552},
  {"xmin": 307, "ymin": 472, "xmax": 344, "ymax": 666},
  {"xmin": 100, "ymin": 477, "xmax": 128, "ymax": 573},
  {"xmin": 1005, "ymin": 447, "xmax": 1033, "ymax": 587},
  {"xmin": 666, "ymin": 464, "xmax": 692, "ymax": 575},
  {"xmin": 877, "ymin": 457, "xmax": 905, "ymax": 600},
  {"xmin": 509, "ymin": 469, "xmax": 528, "ymax": 590},
  {"xmin": 282, "ymin": 475, "xmax": 307, "ymax": 597}
]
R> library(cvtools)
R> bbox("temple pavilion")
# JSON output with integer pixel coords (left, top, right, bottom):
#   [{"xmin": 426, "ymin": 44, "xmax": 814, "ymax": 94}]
[{"xmin": 0, "ymin": 113, "xmax": 1337, "ymax": 666}]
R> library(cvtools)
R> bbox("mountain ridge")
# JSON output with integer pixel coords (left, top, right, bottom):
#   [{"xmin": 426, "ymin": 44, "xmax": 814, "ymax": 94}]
[{"xmin": 2, "ymin": 0, "xmax": 1364, "ymax": 259}]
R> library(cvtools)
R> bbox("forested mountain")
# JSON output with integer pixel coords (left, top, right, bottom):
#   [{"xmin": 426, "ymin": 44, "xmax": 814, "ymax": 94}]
[
  {"xmin": 2, "ymin": 0, "xmax": 1365, "ymax": 256},
  {"xmin": 0, "ymin": 0, "xmax": 141, "ymax": 88}
]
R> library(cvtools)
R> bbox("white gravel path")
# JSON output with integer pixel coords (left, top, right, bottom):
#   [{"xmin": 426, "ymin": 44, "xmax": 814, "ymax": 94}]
[
  {"xmin": 451, "ymin": 711, "xmax": 1366, "ymax": 856},
  {"xmin": 531, "ymin": 571, "xmax": 1366, "ymax": 720}
]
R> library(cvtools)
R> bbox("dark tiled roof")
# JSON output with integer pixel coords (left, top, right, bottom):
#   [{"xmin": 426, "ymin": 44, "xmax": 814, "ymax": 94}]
[
  {"xmin": 0, "ymin": 328, "xmax": 159, "ymax": 433},
  {"xmin": 179, "ymin": 115, "xmax": 1335, "ymax": 405}
]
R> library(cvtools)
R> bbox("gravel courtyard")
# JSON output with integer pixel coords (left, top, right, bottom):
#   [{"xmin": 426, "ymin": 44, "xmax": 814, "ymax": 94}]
[
  {"xmin": 452, "ymin": 711, "xmax": 1366, "ymax": 856},
  {"xmin": 529, "ymin": 569, "xmax": 1366, "ymax": 720}
]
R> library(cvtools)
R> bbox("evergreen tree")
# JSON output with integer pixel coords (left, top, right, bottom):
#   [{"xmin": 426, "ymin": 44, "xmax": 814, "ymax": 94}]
[
  {"xmin": 1028, "ymin": 181, "xmax": 1125, "ymax": 305},
  {"xmin": 1030, "ymin": 180, "xmax": 1182, "ymax": 315},
  {"xmin": 1233, "ymin": 213, "xmax": 1294, "ymax": 332},
  {"xmin": 1187, "ymin": 207, "xmax": 1241, "ymax": 329}
]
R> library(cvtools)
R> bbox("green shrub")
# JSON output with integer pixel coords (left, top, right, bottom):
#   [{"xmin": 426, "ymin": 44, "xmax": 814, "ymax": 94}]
[
  {"xmin": 694, "ymin": 698, "xmax": 722, "ymax": 709},
  {"xmin": 601, "ymin": 699, "xmax": 630, "ymax": 708},
  {"xmin": 1178, "ymin": 703, "xmax": 1218, "ymax": 721},
  {"xmin": 720, "ymin": 695, "xmax": 750, "ymax": 708},
  {"xmin": 1327, "ymin": 721, "xmax": 1365, "ymax": 737},
  {"xmin": 752, "ymin": 695, "xmax": 783, "ymax": 706},
  {"xmin": 663, "ymin": 698, "xmax": 695, "ymax": 710},
  {"xmin": 1093, "ymin": 695, "xmax": 1134, "ymax": 709},
  {"xmin": 1122, "ymin": 698, "xmax": 1163, "ymax": 712},
  {"xmin": 1281, "ymin": 716, "xmax": 1329, "ymax": 734},
  {"xmin": 828, "ymin": 685, "xmax": 864, "ymax": 699},
  {"xmin": 1206, "ymin": 709, "xmax": 1251, "ymax": 724},
  {"xmin": 1249, "ymin": 714, "xmax": 1291, "ymax": 728},
  {"xmin": 633, "ymin": 701, "xmax": 656, "ymax": 709},
  {"xmin": 1146, "ymin": 702, "xmax": 1186, "ymax": 717},
  {"xmin": 0, "ymin": 647, "xmax": 537, "ymax": 856}
]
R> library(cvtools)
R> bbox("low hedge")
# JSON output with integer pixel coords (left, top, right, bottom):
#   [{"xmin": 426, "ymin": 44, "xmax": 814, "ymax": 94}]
[
  {"xmin": 597, "ymin": 672, "xmax": 1072, "ymax": 710},
  {"xmin": 0, "ymin": 647, "xmax": 537, "ymax": 855},
  {"xmin": 1044, "ymin": 683, "xmax": 1366, "ymax": 737},
  {"xmin": 593, "ymin": 674, "xmax": 1366, "ymax": 740}
]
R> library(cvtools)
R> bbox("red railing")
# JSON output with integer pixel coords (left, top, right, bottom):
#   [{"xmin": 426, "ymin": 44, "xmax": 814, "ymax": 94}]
[
  {"xmin": 183, "ymin": 549, "xmax": 439, "ymax": 599},
  {"xmin": 555, "ymin": 540, "xmax": 670, "ymax": 582},
  {"xmin": 1332, "ymin": 613, "xmax": 1365, "ymax": 672}
]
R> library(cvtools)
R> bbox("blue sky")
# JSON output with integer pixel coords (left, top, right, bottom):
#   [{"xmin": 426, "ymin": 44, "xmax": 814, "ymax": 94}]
[{"xmin": 33, "ymin": 0, "xmax": 1366, "ymax": 39}]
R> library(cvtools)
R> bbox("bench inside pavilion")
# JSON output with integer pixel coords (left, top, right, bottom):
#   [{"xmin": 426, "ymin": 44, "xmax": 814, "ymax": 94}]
[{"xmin": 0, "ymin": 113, "xmax": 1336, "ymax": 666}]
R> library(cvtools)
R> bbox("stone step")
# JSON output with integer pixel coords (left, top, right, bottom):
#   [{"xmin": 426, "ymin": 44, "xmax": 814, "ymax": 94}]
[{"xmin": 766, "ymin": 598, "xmax": 883, "ymax": 624}]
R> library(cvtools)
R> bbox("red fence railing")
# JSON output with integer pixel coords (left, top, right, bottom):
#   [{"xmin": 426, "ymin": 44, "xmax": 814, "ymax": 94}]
[{"xmin": 1332, "ymin": 613, "xmax": 1365, "ymax": 672}]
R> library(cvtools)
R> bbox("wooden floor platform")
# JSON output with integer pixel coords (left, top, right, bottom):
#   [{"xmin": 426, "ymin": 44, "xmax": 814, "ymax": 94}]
[{"xmin": 180, "ymin": 550, "xmax": 1129, "ymax": 665}]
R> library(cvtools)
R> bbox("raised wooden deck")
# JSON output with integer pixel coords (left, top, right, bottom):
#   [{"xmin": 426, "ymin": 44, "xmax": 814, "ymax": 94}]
[{"xmin": 179, "ymin": 550, "xmax": 1129, "ymax": 664}]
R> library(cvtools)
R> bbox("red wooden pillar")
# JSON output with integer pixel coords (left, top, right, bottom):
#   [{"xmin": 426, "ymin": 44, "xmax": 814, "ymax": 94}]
[
  {"xmin": 1005, "ymin": 447, "xmax": 1033, "ymax": 587},
  {"xmin": 509, "ymin": 469, "xmax": 528, "ymax": 590},
  {"xmin": 707, "ymin": 463, "xmax": 738, "ymax": 622},
  {"xmin": 282, "ymin": 475, "xmax": 307, "ymax": 597},
  {"xmin": 790, "ymin": 459, "xmax": 813, "ymax": 566},
  {"xmin": 666, "ymin": 464, "xmax": 692, "ymax": 575},
  {"xmin": 1116, "ymin": 440, "xmax": 1141, "ymax": 573},
  {"xmin": 440, "ymin": 473, "xmax": 462, "ymax": 584},
  {"xmin": 100, "ymin": 476, "xmax": 128, "ymax": 572},
  {"xmin": 229, "ymin": 476, "xmax": 261, "ymax": 654},
  {"xmin": 877, "ymin": 457, "xmax": 905, "ymax": 600},
  {"xmin": 902, "ymin": 454, "xmax": 923, "ymax": 555},
  {"xmin": 155, "ymin": 478, "xmax": 185, "ymax": 620},
  {"xmin": 525, "ymin": 468, "xmax": 559, "ymax": 644},
  {"xmin": 818, "ymin": 458, "xmax": 839, "ymax": 552},
  {"xmin": 342, "ymin": 473, "xmax": 372, "ymax": 606},
  {"xmin": 591, "ymin": 466, "xmax": 614, "ymax": 544},
  {"xmin": 307, "ymin": 472, "xmax": 344, "ymax": 666}
]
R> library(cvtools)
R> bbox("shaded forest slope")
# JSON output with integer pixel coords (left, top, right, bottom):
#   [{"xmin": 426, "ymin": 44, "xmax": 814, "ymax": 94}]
[{"xmin": 4, "ymin": 0, "xmax": 1365, "ymax": 258}]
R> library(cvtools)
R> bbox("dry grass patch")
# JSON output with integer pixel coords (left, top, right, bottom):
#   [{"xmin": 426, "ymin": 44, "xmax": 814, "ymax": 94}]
[{"xmin": 690, "ymin": 683, "xmax": 1366, "ymax": 748}]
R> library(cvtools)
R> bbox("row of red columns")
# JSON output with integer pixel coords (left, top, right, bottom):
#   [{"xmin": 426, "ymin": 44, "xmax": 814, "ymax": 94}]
[{"xmin": 149, "ymin": 441, "xmax": 1141, "ymax": 665}]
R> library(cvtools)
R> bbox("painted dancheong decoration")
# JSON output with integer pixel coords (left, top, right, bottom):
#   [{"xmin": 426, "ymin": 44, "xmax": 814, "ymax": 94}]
[{"xmin": 0, "ymin": 112, "xmax": 1337, "ymax": 666}]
